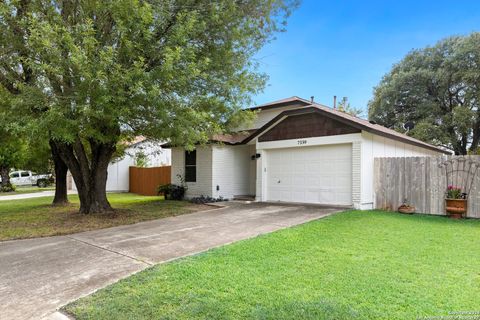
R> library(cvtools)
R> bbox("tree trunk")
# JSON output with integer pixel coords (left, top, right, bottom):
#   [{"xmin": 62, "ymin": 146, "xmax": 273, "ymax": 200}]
[
  {"xmin": 50, "ymin": 141, "xmax": 69, "ymax": 206},
  {"xmin": 469, "ymin": 117, "xmax": 480, "ymax": 153},
  {"xmin": 53, "ymin": 138, "xmax": 116, "ymax": 214},
  {"xmin": 0, "ymin": 166, "xmax": 12, "ymax": 191}
]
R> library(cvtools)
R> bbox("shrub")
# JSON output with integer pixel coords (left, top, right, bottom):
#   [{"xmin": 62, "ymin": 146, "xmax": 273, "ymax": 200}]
[
  {"xmin": 37, "ymin": 178, "xmax": 53, "ymax": 188},
  {"xmin": 0, "ymin": 183, "xmax": 16, "ymax": 193},
  {"xmin": 190, "ymin": 195, "xmax": 227, "ymax": 204},
  {"xmin": 157, "ymin": 184, "xmax": 186, "ymax": 200}
]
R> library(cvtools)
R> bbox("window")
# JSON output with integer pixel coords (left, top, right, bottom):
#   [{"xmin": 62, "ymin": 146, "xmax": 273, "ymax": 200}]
[
  {"xmin": 185, "ymin": 150, "xmax": 196, "ymax": 182},
  {"xmin": 21, "ymin": 172, "xmax": 30, "ymax": 177},
  {"xmin": 10, "ymin": 172, "xmax": 19, "ymax": 178}
]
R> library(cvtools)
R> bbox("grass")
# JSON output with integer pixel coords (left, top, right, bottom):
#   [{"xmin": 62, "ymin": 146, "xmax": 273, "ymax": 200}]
[
  {"xmin": 64, "ymin": 210, "xmax": 480, "ymax": 320},
  {"xmin": 0, "ymin": 186, "xmax": 55, "ymax": 196},
  {"xmin": 0, "ymin": 193, "xmax": 208, "ymax": 241}
]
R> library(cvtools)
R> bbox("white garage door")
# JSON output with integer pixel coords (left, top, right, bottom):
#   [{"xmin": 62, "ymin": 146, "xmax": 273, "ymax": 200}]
[{"xmin": 266, "ymin": 144, "xmax": 352, "ymax": 205}]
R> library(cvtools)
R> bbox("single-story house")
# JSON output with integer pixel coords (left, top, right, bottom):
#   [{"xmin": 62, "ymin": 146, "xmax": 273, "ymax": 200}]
[
  {"xmin": 167, "ymin": 97, "xmax": 448, "ymax": 209},
  {"xmin": 69, "ymin": 137, "xmax": 171, "ymax": 192}
]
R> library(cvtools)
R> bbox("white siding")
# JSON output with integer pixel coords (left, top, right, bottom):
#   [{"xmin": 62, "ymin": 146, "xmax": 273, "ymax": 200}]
[
  {"xmin": 255, "ymin": 149, "xmax": 267, "ymax": 202},
  {"xmin": 211, "ymin": 145, "xmax": 251, "ymax": 199},
  {"xmin": 170, "ymin": 147, "xmax": 184, "ymax": 186},
  {"xmin": 128, "ymin": 141, "xmax": 171, "ymax": 167},
  {"xmin": 171, "ymin": 146, "xmax": 213, "ymax": 198},
  {"xmin": 171, "ymin": 145, "xmax": 252, "ymax": 199},
  {"xmin": 105, "ymin": 156, "xmax": 134, "ymax": 192},
  {"xmin": 72, "ymin": 140, "xmax": 170, "ymax": 192},
  {"xmin": 248, "ymin": 145, "xmax": 257, "ymax": 195},
  {"xmin": 168, "ymin": 128, "xmax": 443, "ymax": 208},
  {"xmin": 360, "ymin": 131, "xmax": 442, "ymax": 209}
]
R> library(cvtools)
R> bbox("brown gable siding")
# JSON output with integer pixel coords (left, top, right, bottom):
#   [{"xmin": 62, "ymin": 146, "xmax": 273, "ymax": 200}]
[{"xmin": 258, "ymin": 113, "xmax": 361, "ymax": 142}]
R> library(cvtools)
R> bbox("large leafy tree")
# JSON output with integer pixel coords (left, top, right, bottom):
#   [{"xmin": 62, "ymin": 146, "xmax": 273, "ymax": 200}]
[
  {"xmin": 368, "ymin": 33, "xmax": 480, "ymax": 155},
  {"xmin": 0, "ymin": 131, "xmax": 26, "ymax": 192},
  {"xmin": 0, "ymin": 0, "xmax": 69, "ymax": 203},
  {"xmin": 0, "ymin": 88, "xmax": 22, "ymax": 191},
  {"xmin": 2, "ymin": 0, "xmax": 297, "ymax": 213},
  {"xmin": 337, "ymin": 98, "xmax": 364, "ymax": 118}
]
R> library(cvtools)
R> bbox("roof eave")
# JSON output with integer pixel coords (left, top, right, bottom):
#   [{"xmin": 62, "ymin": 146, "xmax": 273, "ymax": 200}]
[
  {"xmin": 241, "ymin": 106, "xmax": 450, "ymax": 154},
  {"xmin": 248, "ymin": 97, "xmax": 311, "ymax": 111}
]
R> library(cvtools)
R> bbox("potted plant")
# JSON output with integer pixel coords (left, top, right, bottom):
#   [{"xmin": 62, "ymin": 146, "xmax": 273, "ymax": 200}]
[
  {"xmin": 157, "ymin": 183, "xmax": 186, "ymax": 200},
  {"xmin": 157, "ymin": 175, "xmax": 187, "ymax": 200},
  {"xmin": 445, "ymin": 185, "xmax": 467, "ymax": 219},
  {"xmin": 398, "ymin": 198, "xmax": 415, "ymax": 214}
]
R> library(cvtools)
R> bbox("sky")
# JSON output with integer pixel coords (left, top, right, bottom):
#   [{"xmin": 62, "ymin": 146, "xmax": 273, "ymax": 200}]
[{"xmin": 252, "ymin": 0, "xmax": 480, "ymax": 116}]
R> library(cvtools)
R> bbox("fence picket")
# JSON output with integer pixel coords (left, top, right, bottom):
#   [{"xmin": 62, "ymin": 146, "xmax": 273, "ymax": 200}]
[
  {"xmin": 129, "ymin": 166, "xmax": 171, "ymax": 196},
  {"xmin": 374, "ymin": 156, "xmax": 480, "ymax": 218}
]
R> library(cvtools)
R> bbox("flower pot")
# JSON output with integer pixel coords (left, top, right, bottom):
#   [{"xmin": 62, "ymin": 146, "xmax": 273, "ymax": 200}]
[
  {"xmin": 398, "ymin": 205, "xmax": 415, "ymax": 214},
  {"xmin": 445, "ymin": 199, "xmax": 467, "ymax": 219}
]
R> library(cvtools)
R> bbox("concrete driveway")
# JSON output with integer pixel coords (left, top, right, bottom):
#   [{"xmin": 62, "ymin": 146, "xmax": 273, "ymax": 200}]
[{"xmin": 0, "ymin": 202, "xmax": 341, "ymax": 320}]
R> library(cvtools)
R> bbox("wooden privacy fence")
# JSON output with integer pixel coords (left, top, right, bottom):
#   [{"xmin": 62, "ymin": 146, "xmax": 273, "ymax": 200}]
[
  {"xmin": 129, "ymin": 166, "xmax": 171, "ymax": 196},
  {"xmin": 374, "ymin": 156, "xmax": 480, "ymax": 218}
]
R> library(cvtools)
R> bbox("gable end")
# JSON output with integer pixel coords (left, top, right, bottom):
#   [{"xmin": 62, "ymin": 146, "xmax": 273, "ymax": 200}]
[{"xmin": 258, "ymin": 112, "xmax": 361, "ymax": 142}]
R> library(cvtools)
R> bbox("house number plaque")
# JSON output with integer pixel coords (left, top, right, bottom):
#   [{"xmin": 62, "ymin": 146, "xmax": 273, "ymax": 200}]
[{"xmin": 297, "ymin": 139, "xmax": 307, "ymax": 145}]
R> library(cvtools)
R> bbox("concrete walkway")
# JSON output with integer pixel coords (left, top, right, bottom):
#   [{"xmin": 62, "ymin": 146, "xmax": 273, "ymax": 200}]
[
  {"xmin": 0, "ymin": 202, "xmax": 341, "ymax": 320},
  {"xmin": 0, "ymin": 190, "xmax": 76, "ymax": 201}
]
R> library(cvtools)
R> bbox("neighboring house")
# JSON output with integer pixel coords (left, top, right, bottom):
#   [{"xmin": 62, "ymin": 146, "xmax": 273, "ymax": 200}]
[
  {"xmin": 166, "ymin": 96, "xmax": 449, "ymax": 209},
  {"xmin": 70, "ymin": 138, "xmax": 171, "ymax": 192}
]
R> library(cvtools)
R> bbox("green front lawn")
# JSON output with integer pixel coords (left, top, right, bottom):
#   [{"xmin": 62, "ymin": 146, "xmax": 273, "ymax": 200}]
[
  {"xmin": 65, "ymin": 211, "xmax": 480, "ymax": 320},
  {"xmin": 0, "ymin": 193, "xmax": 208, "ymax": 241},
  {"xmin": 0, "ymin": 186, "xmax": 55, "ymax": 196}
]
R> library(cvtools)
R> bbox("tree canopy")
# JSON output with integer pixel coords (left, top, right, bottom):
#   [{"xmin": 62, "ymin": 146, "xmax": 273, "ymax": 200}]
[
  {"xmin": 0, "ymin": 0, "xmax": 297, "ymax": 212},
  {"xmin": 368, "ymin": 33, "xmax": 480, "ymax": 155},
  {"xmin": 337, "ymin": 98, "xmax": 364, "ymax": 118},
  {"xmin": 0, "ymin": 87, "xmax": 24, "ymax": 191},
  {"xmin": 0, "ymin": 130, "xmax": 26, "ymax": 191}
]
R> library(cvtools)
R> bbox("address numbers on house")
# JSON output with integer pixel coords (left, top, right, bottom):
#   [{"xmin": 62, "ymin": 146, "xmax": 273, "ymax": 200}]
[{"xmin": 297, "ymin": 139, "xmax": 308, "ymax": 145}]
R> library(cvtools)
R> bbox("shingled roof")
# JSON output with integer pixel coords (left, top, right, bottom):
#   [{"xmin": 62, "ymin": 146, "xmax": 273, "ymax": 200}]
[
  {"xmin": 241, "ymin": 102, "xmax": 449, "ymax": 154},
  {"xmin": 210, "ymin": 129, "xmax": 257, "ymax": 145},
  {"xmin": 248, "ymin": 96, "xmax": 311, "ymax": 111},
  {"xmin": 164, "ymin": 97, "xmax": 449, "ymax": 154}
]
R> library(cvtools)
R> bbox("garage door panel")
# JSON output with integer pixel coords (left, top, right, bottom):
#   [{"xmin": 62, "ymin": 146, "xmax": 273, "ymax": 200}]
[
  {"xmin": 268, "ymin": 186, "xmax": 289, "ymax": 201},
  {"xmin": 304, "ymin": 176, "xmax": 320, "ymax": 186},
  {"xmin": 293, "ymin": 163, "xmax": 307, "ymax": 174},
  {"xmin": 266, "ymin": 144, "xmax": 352, "ymax": 206},
  {"xmin": 292, "ymin": 190, "xmax": 306, "ymax": 202},
  {"xmin": 335, "ymin": 192, "xmax": 351, "ymax": 204},
  {"xmin": 319, "ymin": 177, "xmax": 336, "ymax": 190},
  {"xmin": 292, "ymin": 176, "xmax": 306, "ymax": 186},
  {"xmin": 335, "ymin": 159, "xmax": 351, "ymax": 168},
  {"xmin": 321, "ymin": 162, "xmax": 335, "ymax": 173},
  {"xmin": 292, "ymin": 152, "xmax": 306, "ymax": 162},
  {"xmin": 335, "ymin": 176, "xmax": 350, "ymax": 188},
  {"xmin": 278, "ymin": 189, "xmax": 293, "ymax": 202},
  {"xmin": 305, "ymin": 191, "xmax": 321, "ymax": 203},
  {"xmin": 319, "ymin": 191, "xmax": 334, "ymax": 203}
]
